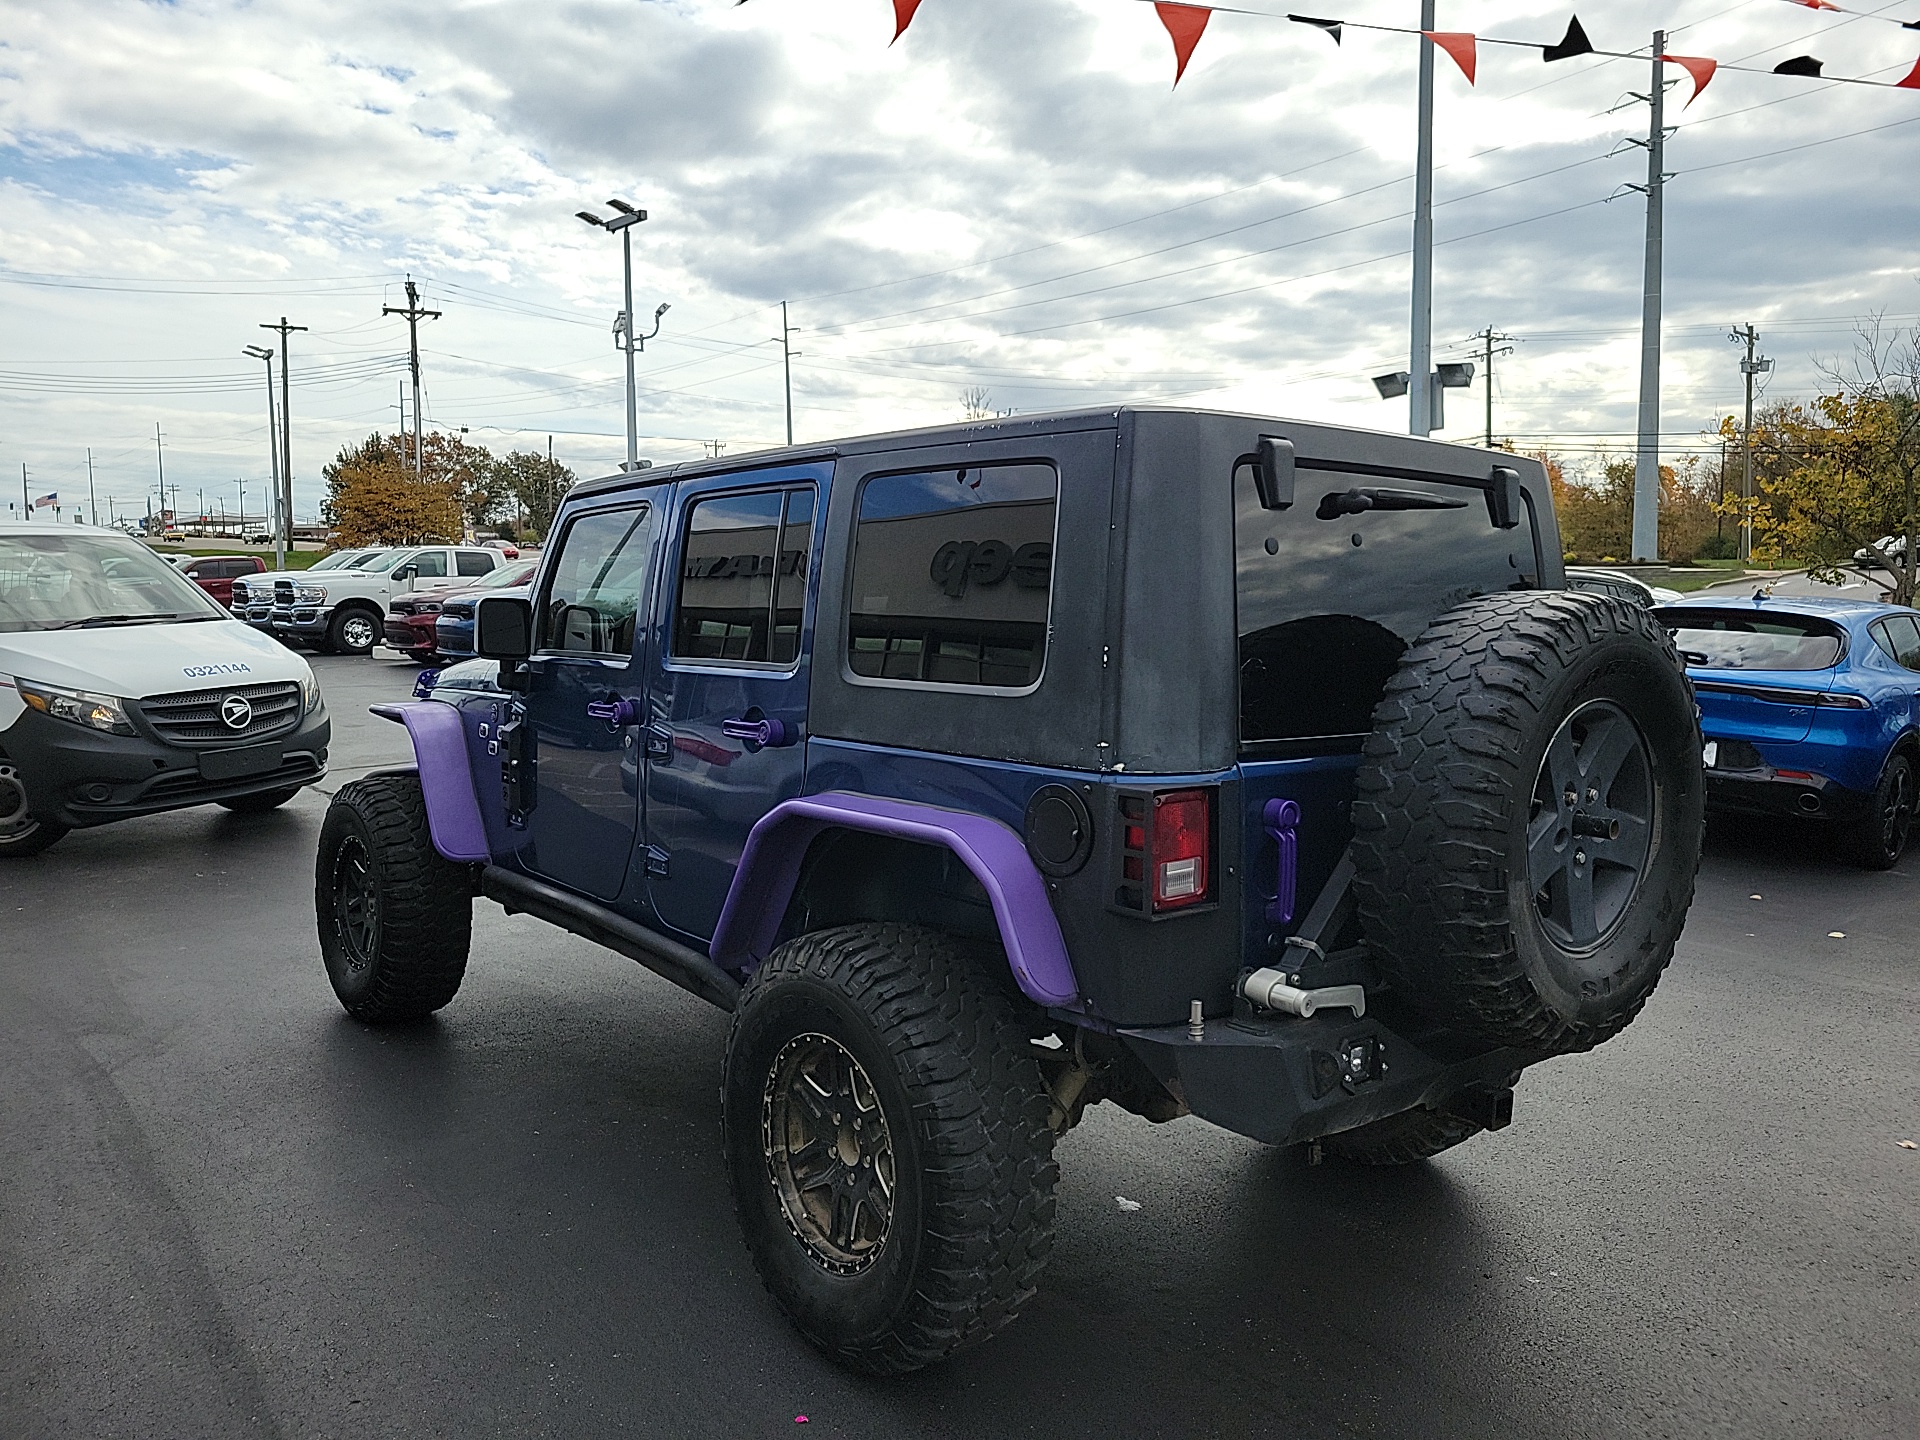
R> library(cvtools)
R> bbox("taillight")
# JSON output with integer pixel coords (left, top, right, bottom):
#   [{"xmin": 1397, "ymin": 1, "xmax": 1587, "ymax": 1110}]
[{"xmin": 1151, "ymin": 788, "xmax": 1211, "ymax": 911}]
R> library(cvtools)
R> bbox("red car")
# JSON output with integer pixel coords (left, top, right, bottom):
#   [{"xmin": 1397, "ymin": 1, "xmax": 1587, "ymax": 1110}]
[
  {"xmin": 180, "ymin": 554, "xmax": 266, "ymax": 608},
  {"xmin": 384, "ymin": 562, "xmax": 537, "ymax": 661}
]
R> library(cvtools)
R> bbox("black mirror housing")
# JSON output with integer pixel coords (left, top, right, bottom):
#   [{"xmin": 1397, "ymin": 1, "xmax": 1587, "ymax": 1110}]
[
  {"xmin": 1486, "ymin": 466, "xmax": 1523, "ymax": 530},
  {"xmin": 476, "ymin": 594, "xmax": 534, "ymax": 662},
  {"xmin": 1255, "ymin": 436, "xmax": 1296, "ymax": 510}
]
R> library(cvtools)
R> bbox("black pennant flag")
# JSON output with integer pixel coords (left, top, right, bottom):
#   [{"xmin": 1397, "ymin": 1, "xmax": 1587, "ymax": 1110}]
[
  {"xmin": 1773, "ymin": 55, "xmax": 1824, "ymax": 77},
  {"xmin": 1542, "ymin": 15, "xmax": 1594, "ymax": 63},
  {"xmin": 1287, "ymin": 14, "xmax": 1344, "ymax": 45}
]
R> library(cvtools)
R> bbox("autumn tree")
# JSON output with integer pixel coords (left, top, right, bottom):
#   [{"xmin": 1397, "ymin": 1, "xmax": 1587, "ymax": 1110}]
[
  {"xmin": 496, "ymin": 450, "xmax": 576, "ymax": 539},
  {"xmin": 322, "ymin": 433, "xmax": 464, "ymax": 546}
]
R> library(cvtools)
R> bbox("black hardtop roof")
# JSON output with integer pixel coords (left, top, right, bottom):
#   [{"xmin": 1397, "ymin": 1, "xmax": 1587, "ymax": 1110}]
[{"xmin": 564, "ymin": 404, "xmax": 1539, "ymax": 501}]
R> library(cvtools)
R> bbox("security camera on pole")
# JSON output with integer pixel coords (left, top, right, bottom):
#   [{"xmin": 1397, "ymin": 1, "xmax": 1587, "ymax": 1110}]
[{"xmin": 576, "ymin": 200, "xmax": 669, "ymax": 472}]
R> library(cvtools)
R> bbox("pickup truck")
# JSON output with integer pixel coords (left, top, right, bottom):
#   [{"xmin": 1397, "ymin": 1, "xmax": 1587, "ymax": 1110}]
[{"xmin": 247, "ymin": 545, "xmax": 501, "ymax": 655}]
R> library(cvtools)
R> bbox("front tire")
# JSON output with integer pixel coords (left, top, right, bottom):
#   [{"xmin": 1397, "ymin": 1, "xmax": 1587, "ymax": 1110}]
[
  {"xmin": 1848, "ymin": 750, "xmax": 1913, "ymax": 870},
  {"xmin": 327, "ymin": 606, "xmax": 380, "ymax": 657},
  {"xmin": 0, "ymin": 764, "xmax": 67, "ymax": 858},
  {"xmin": 315, "ymin": 774, "xmax": 471, "ymax": 1021},
  {"xmin": 722, "ymin": 923, "xmax": 1056, "ymax": 1375}
]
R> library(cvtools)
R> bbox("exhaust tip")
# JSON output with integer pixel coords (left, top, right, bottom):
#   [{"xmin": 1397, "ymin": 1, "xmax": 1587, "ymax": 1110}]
[{"xmin": 1796, "ymin": 791, "xmax": 1822, "ymax": 814}]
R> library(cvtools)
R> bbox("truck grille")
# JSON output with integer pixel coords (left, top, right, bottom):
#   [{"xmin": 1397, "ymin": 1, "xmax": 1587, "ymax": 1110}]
[
  {"xmin": 274, "ymin": 578, "xmax": 296, "ymax": 603},
  {"xmin": 138, "ymin": 681, "xmax": 303, "ymax": 747}
]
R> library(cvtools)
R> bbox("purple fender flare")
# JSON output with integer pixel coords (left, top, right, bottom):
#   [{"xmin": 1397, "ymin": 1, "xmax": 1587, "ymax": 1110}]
[
  {"xmin": 368, "ymin": 702, "xmax": 489, "ymax": 863},
  {"xmin": 707, "ymin": 791, "xmax": 1081, "ymax": 1009}
]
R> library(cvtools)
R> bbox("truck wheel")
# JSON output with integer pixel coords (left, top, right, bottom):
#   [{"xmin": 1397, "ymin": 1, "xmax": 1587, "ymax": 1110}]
[
  {"xmin": 327, "ymin": 606, "xmax": 380, "ymax": 657},
  {"xmin": 1847, "ymin": 750, "xmax": 1913, "ymax": 870},
  {"xmin": 1352, "ymin": 591, "xmax": 1703, "ymax": 1055},
  {"xmin": 218, "ymin": 785, "xmax": 303, "ymax": 814},
  {"xmin": 314, "ymin": 774, "xmax": 471, "ymax": 1021},
  {"xmin": 0, "ymin": 764, "xmax": 67, "ymax": 859},
  {"xmin": 1323, "ymin": 1108, "xmax": 1482, "ymax": 1165},
  {"xmin": 722, "ymin": 923, "xmax": 1056, "ymax": 1375}
]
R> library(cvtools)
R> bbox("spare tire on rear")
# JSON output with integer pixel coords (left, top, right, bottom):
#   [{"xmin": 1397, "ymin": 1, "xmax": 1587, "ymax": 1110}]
[{"xmin": 1351, "ymin": 591, "xmax": 1702, "ymax": 1055}]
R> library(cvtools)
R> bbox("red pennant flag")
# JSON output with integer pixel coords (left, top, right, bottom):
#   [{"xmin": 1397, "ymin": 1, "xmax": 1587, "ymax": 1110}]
[
  {"xmin": 1660, "ymin": 53, "xmax": 1718, "ymax": 107},
  {"xmin": 1789, "ymin": 0, "xmax": 1841, "ymax": 10},
  {"xmin": 891, "ymin": 0, "xmax": 924, "ymax": 44},
  {"xmin": 1422, "ymin": 31, "xmax": 1477, "ymax": 85},
  {"xmin": 1897, "ymin": 54, "xmax": 1920, "ymax": 87},
  {"xmin": 1155, "ymin": 3, "xmax": 1213, "ymax": 86}
]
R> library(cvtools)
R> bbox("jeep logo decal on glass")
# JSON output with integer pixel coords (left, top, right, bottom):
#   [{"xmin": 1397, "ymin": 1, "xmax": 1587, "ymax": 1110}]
[
  {"xmin": 928, "ymin": 539, "xmax": 1051, "ymax": 599},
  {"xmin": 220, "ymin": 694, "xmax": 255, "ymax": 730}
]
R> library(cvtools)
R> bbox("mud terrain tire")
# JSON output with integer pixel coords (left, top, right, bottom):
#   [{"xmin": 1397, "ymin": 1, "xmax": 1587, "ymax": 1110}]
[
  {"xmin": 723, "ymin": 923, "xmax": 1056, "ymax": 1375},
  {"xmin": 1351, "ymin": 591, "xmax": 1702, "ymax": 1055}
]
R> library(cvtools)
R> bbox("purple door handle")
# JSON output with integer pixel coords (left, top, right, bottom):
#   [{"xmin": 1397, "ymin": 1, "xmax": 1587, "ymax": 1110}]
[
  {"xmin": 1262, "ymin": 797, "xmax": 1301, "ymax": 925},
  {"xmin": 722, "ymin": 716, "xmax": 793, "ymax": 749},
  {"xmin": 586, "ymin": 696, "xmax": 640, "ymax": 727}
]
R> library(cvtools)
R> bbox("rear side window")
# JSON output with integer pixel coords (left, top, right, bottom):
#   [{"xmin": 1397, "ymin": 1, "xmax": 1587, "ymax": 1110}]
[
  {"xmin": 539, "ymin": 504, "xmax": 655, "ymax": 656},
  {"xmin": 846, "ymin": 462, "xmax": 1057, "ymax": 690},
  {"xmin": 1871, "ymin": 615, "xmax": 1920, "ymax": 671},
  {"xmin": 1236, "ymin": 465, "xmax": 1536, "ymax": 746},
  {"xmin": 456, "ymin": 551, "xmax": 494, "ymax": 577},
  {"xmin": 1662, "ymin": 609, "xmax": 1846, "ymax": 671},
  {"xmin": 671, "ymin": 487, "xmax": 815, "ymax": 666}
]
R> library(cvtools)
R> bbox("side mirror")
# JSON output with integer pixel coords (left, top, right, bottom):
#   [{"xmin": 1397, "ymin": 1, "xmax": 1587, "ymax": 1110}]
[
  {"xmin": 1254, "ymin": 436, "xmax": 1296, "ymax": 511},
  {"xmin": 476, "ymin": 594, "xmax": 534, "ymax": 662},
  {"xmin": 1486, "ymin": 466, "xmax": 1523, "ymax": 530},
  {"xmin": 394, "ymin": 564, "xmax": 417, "ymax": 583}
]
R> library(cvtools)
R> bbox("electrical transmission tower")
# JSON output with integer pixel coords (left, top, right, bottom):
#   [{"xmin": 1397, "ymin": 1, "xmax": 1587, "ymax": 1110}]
[{"xmin": 384, "ymin": 277, "xmax": 441, "ymax": 477}]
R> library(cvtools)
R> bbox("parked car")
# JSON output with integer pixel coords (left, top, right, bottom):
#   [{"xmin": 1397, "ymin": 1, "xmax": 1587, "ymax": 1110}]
[
  {"xmin": 1566, "ymin": 566, "xmax": 1684, "ymax": 605},
  {"xmin": 1654, "ymin": 593, "xmax": 1920, "ymax": 865},
  {"xmin": 318, "ymin": 406, "xmax": 1703, "ymax": 1372},
  {"xmin": 0, "ymin": 521, "xmax": 329, "ymax": 857},
  {"xmin": 245, "ymin": 532, "xmax": 272, "ymax": 545},
  {"xmin": 385, "ymin": 562, "xmax": 537, "ymax": 663},
  {"xmin": 481, "ymin": 538, "xmax": 521, "ymax": 559},
  {"xmin": 179, "ymin": 554, "xmax": 267, "ymax": 609},
  {"xmin": 426, "ymin": 563, "xmax": 539, "ymax": 662},
  {"xmin": 231, "ymin": 548, "xmax": 393, "ymax": 636},
  {"xmin": 268, "ymin": 545, "xmax": 501, "ymax": 656}
]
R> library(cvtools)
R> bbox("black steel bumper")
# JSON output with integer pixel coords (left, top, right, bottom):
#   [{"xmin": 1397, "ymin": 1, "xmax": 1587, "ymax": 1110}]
[
  {"xmin": 1, "ymin": 708, "xmax": 331, "ymax": 829},
  {"xmin": 1118, "ymin": 1009, "xmax": 1528, "ymax": 1147}
]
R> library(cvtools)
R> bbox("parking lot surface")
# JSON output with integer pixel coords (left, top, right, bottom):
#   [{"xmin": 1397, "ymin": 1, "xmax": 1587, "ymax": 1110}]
[{"xmin": 3, "ymin": 655, "xmax": 1916, "ymax": 1439}]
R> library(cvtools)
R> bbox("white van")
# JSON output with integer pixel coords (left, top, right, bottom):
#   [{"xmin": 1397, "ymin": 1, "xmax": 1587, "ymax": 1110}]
[{"xmin": 0, "ymin": 522, "xmax": 330, "ymax": 857}]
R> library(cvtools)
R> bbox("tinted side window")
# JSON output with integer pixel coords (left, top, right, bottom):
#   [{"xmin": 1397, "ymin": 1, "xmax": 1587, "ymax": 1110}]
[
  {"xmin": 671, "ymin": 488, "xmax": 814, "ymax": 665},
  {"xmin": 539, "ymin": 505, "xmax": 655, "ymax": 656},
  {"xmin": 1878, "ymin": 614, "xmax": 1920, "ymax": 671},
  {"xmin": 847, "ymin": 463, "xmax": 1056, "ymax": 690},
  {"xmin": 456, "ymin": 551, "xmax": 494, "ymax": 577}
]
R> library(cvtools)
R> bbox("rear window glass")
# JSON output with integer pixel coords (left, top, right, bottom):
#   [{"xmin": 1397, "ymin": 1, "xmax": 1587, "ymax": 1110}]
[
  {"xmin": 847, "ymin": 463, "xmax": 1056, "ymax": 690},
  {"xmin": 1659, "ymin": 609, "xmax": 1846, "ymax": 671},
  {"xmin": 1236, "ymin": 466, "xmax": 1535, "ymax": 745}
]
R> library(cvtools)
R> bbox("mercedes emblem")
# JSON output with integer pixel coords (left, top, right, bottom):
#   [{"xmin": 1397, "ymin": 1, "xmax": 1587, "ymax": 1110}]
[{"xmin": 220, "ymin": 694, "xmax": 254, "ymax": 731}]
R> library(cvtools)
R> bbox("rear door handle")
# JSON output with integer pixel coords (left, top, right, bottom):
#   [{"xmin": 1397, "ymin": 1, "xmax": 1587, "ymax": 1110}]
[
  {"xmin": 721, "ymin": 716, "xmax": 795, "ymax": 749},
  {"xmin": 586, "ymin": 696, "xmax": 640, "ymax": 728}
]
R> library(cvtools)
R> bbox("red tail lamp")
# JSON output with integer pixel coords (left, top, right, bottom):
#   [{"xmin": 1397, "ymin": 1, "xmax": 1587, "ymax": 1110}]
[{"xmin": 1151, "ymin": 789, "xmax": 1211, "ymax": 911}]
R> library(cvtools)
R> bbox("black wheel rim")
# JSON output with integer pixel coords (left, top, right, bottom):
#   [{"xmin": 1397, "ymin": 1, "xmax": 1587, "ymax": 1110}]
[
  {"xmin": 1526, "ymin": 700, "xmax": 1656, "ymax": 951},
  {"xmin": 331, "ymin": 834, "xmax": 378, "ymax": 969},
  {"xmin": 341, "ymin": 615, "xmax": 376, "ymax": 651},
  {"xmin": 1881, "ymin": 760, "xmax": 1913, "ymax": 856},
  {"xmin": 762, "ymin": 1032, "xmax": 896, "ymax": 1275}
]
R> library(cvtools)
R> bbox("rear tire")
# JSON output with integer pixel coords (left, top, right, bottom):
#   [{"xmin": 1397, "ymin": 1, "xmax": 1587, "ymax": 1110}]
[
  {"xmin": 327, "ymin": 606, "xmax": 380, "ymax": 657},
  {"xmin": 1323, "ymin": 1108, "xmax": 1482, "ymax": 1165},
  {"xmin": 315, "ymin": 774, "xmax": 471, "ymax": 1021},
  {"xmin": 218, "ymin": 785, "xmax": 302, "ymax": 814},
  {"xmin": 722, "ymin": 923, "xmax": 1056, "ymax": 1375},
  {"xmin": 1848, "ymin": 750, "xmax": 1913, "ymax": 870}
]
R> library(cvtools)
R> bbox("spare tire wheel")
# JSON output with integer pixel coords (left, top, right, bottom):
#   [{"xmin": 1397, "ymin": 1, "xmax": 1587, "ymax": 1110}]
[{"xmin": 1351, "ymin": 591, "xmax": 1702, "ymax": 1055}]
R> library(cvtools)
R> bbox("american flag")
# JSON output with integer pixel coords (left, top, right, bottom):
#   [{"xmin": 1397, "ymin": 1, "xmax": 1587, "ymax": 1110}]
[{"xmin": 31, "ymin": 493, "xmax": 57, "ymax": 510}]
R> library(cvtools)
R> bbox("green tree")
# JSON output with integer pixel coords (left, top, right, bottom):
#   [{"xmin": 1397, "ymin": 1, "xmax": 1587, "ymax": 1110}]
[{"xmin": 496, "ymin": 450, "xmax": 575, "ymax": 539}]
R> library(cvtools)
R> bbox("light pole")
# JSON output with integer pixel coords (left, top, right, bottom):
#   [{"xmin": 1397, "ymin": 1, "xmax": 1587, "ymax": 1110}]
[
  {"xmin": 576, "ymin": 200, "xmax": 667, "ymax": 472},
  {"xmin": 243, "ymin": 344, "xmax": 284, "ymax": 569}
]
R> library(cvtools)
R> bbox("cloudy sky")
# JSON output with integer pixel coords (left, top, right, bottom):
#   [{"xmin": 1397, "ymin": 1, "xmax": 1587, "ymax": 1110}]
[{"xmin": 1, "ymin": 0, "xmax": 1916, "ymax": 526}]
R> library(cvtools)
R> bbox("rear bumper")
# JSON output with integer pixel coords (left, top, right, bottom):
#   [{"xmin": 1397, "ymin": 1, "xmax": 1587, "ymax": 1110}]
[
  {"xmin": 2, "ymin": 707, "xmax": 330, "ymax": 829},
  {"xmin": 1118, "ymin": 1009, "xmax": 1527, "ymax": 1147},
  {"xmin": 1705, "ymin": 767, "xmax": 1871, "ymax": 822}
]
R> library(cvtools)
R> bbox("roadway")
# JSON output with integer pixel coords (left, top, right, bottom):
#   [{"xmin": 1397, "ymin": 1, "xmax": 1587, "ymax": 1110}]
[{"xmin": 2, "ymin": 654, "xmax": 1915, "ymax": 1438}]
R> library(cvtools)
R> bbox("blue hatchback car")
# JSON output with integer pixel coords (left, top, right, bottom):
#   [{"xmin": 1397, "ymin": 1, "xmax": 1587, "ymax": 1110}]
[{"xmin": 1653, "ymin": 593, "xmax": 1920, "ymax": 867}]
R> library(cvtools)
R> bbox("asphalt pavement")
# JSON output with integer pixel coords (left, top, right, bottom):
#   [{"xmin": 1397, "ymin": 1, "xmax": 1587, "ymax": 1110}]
[{"xmin": 2, "ymin": 653, "xmax": 1916, "ymax": 1439}]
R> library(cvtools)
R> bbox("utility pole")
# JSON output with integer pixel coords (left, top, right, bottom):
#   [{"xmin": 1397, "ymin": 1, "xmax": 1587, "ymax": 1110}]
[
  {"xmin": 261, "ymin": 318, "xmax": 306, "ymax": 559},
  {"xmin": 1473, "ymin": 326, "xmax": 1516, "ymax": 449},
  {"xmin": 384, "ymin": 277, "xmax": 441, "ymax": 477},
  {"xmin": 776, "ymin": 301, "xmax": 802, "ymax": 446},
  {"xmin": 1408, "ymin": 0, "xmax": 1437, "ymax": 437},
  {"xmin": 1730, "ymin": 323, "xmax": 1772, "ymax": 563},
  {"xmin": 87, "ymin": 448, "xmax": 97, "ymax": 527},
  {"xmin": 20, "ymin": 463, "xmax": 28, "ymax": 521},
  {"xmin": 1629, "ymin": 33, "xmax": 1672, "ymax": 562},
  {"xmin": 154, "ymin": 424, "xmax": 166, "ymax": 528}
]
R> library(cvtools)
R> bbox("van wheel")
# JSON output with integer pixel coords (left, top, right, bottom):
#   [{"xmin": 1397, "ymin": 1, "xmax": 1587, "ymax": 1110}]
[
  {"xmin": 315, "ymin": 774, "xmax": 471, "ymax": 1021},
  {"xmin": 1848, "ymin": 751, "xmax": 1913, "ymax": 870},
  {"xmin": 218, "ymin": 786, "xmax": 303, "ymax": 815},
  {"xmin": 722, "ymin": 923, "xmax": 1057, "ymax": 1375},
  {"xmin": 0, "ymin": 765, "xmax": 67, "ymax": 859},
  {"xmin": 328, "ymin": 606, "xmax": 380, "ymax": 657},
  {"xmin": 1322, "ymin": 1108, "xmax": 1482, "ymax": 1165}
]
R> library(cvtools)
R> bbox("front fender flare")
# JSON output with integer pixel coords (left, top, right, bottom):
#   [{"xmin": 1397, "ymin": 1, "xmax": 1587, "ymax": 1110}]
[
  {"xmin": 368, "ymin": 701, "xmax": 488, "ymax": 863},
  {"xmin": 708, "ymin": 791, "xmax": 1080, "ymax": 1008}
]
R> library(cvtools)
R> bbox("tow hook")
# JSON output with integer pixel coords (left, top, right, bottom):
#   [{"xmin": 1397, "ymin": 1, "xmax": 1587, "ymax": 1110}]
[{"xmin": 1241, "ymin": 967, "xmax": 1366, "ymax": 1020}]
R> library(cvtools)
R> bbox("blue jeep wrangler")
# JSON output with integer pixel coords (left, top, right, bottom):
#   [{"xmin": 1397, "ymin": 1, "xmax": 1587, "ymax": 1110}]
[{"xmin": 315, "ymin": 407, "xmax": 1703, "ymax": 1373}]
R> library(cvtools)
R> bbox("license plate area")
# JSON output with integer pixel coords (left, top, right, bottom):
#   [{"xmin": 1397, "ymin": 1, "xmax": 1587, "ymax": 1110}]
[{"xmin": 200, "ymin": 744, "xmax": 284, "ymax": 781}]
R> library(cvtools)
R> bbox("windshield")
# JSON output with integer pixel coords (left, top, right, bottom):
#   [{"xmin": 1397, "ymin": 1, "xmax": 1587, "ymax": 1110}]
[
  {"xmin": 474, "ymin": 562, "xmax": 537, "ymax": 590},
  {"xmin": 312, "ymin": 549, "xmax": 378, "ymax": 572},
  {"xmin": 357, "ymin": 550, "xmax": 407, "ymax": 574},
  {"xmin": 1658, "ymin": 609, "xmax": 1846, "ymax": 671},
  {"xmin": 0, "ymin": 533, "xmax": 226, "ymax": 632}
]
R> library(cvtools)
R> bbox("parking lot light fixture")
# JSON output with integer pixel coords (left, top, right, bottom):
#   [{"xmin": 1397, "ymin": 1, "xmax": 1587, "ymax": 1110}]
[{"xmin": 578, "ymin": 199, "xmax": 656, "ymax": 472}]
